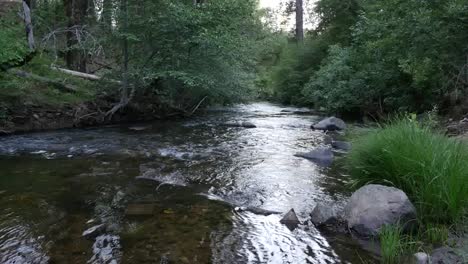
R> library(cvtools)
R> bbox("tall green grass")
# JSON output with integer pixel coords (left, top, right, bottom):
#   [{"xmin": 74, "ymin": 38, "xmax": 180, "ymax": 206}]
[
  {"xmin": 347, "ymin": 118, "xmax": 468, "ymax": 224},
  {"xmin": 380, "ymin": 225, "xmax": 404, "ymax": 264}
]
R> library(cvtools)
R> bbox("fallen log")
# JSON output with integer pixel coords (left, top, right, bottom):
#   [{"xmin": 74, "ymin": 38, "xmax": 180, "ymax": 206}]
[
  {"xmin": 8, "ymin": 69, "xmax": 78, "ymax": 92},
  {"xmin": 50, "ymin": 66, "xmax": 121, "ymax": 84}
]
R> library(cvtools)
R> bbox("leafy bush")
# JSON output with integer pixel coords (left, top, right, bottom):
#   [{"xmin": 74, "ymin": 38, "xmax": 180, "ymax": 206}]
[
  {"xmin": 273, "ymin": 0, "xmax": 468, "ymax": 115},
  {"xmin": 0, "ymin": 14, "xmax": 29, "ymax": 67},
  {"xmin": 347, "ymin": 118, "xmax": 468, "ymax": 224}
]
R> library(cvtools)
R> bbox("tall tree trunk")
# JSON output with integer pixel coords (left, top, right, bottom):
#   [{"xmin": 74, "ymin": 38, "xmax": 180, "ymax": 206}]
[
  {"xmin": 121, "ymin": 0, "xmax": 129, "ymax": 104},
  {"xmin": 101, "ymin": 0, "xmax": 112, "ymax": 28},
  {"xmin": 64, "ymin": 0, "xmax": 88, "ymax": 72},
  {"xmin": 22, "ymin": 0, "xmax": 35, "ymax": 51},
  {"xmin": 105, "ymin": 0, "xmax": 130, "ymax": 118},
  {"xmin": 295, "ymin": 0, "xmax": 304, "ymax": 42},
  {"xmin": 88, "ymin": 0, "xmax": 96, "ymax": 22}
]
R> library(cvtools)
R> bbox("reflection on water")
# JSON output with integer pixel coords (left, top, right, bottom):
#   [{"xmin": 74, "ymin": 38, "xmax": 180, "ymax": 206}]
[{"xmin": 0, "ymin": 102, "xmax": 376, "ymax": 263}]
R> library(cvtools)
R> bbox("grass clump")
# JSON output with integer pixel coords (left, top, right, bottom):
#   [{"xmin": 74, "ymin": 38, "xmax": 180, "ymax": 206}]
[
  {"xmin": 347, "ymin": 118, "xmax": 468, "ymax": 224},
  {"xmin": 380, "ymin": 225, "xmax": 404, "ymax": 264}
]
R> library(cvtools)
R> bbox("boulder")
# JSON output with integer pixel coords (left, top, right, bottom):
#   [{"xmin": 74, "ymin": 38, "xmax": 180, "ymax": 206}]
[
  {"xmin": 431, "ymin": 247, "xmax": 463, "ymax": 264},
  {"xmin": 310, "ymin": 203, "xmax": 340, "ymax": 227},
  {"xmin": 331, "ymin": 141, "xmax": 351, "ymax": 151},
  {"xmin": 311, "ymin": 117, "xmax": 346, "ymax": 131},
  {"xmin": 294, "ymin": 148, "xmax": 334, "ymax": 167},
  {"xmin": 280, "ymin": 209, "xmax": 300, "ymax": 230},
  {"xmin": 344, "ymin": 184, "xmax": 417, "ymax": 236}
]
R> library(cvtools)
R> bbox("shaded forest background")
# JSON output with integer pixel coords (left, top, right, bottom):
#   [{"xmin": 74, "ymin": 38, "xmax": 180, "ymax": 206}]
[{"xmin": 1, "ymin": 0, "xmax": 467, "ymax": 125}]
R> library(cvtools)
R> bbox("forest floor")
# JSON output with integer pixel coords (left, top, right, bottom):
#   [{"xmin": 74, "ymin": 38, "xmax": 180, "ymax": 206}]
[{"xmin": 0, "ymin": 57, "xmax": 169, "ymax": 134}]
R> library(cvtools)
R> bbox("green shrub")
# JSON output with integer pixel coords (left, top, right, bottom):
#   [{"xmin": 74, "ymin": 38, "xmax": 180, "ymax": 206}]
[
  {"xmin": 347, "ymin": 118, "xmax": 468, "ymax": 224},
  {"xmin": 0, "ymin": 13, "xmax": 29, "ymax": 67}
]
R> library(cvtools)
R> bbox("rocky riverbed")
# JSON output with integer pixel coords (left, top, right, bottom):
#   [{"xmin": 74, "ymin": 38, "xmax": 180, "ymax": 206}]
[{"xmin": 0, "ymin": 102, "xmax": 377, "ymax": 263}]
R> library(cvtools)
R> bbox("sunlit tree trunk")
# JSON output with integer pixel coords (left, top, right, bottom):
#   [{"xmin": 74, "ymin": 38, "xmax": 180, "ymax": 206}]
[
  {"xmin": 121, "ymin": 0, "xmax": 129, "ymax": 103},
  {"xmin": 295, "ymin": 0, "xmax": 304, "ymax": 42},
  {"xmin": 22, "ymin": 0, "xmax": 35, "ymax": 51}
]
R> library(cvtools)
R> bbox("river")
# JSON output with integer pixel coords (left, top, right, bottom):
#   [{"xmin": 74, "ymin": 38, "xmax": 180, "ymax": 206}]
[{"xmin": 0, "ymin": 102, "xmax": 376, "ymax": 263}]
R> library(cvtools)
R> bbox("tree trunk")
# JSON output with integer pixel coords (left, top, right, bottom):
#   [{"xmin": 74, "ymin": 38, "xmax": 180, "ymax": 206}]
[
  {"xmin": 121, "ymin": 0, "xmax": 129, "ymax": 103},
  {"xmin": 101, "ymin": 0, "xmax": 112, "ymax": 28},
  {"xmin": 64, "ymin": 0, "xmax": 88, "ymax": 72},
  {"xmin": 105, "ymin": 0, "xmax": 130, "ymax": 118},
  {"xmin": 22, "ymin": 0, "xmax": 35, "ymax": 51},
  {"xmin": 295, "ymin": 0, "xmax": 304, "ymax": 42}
]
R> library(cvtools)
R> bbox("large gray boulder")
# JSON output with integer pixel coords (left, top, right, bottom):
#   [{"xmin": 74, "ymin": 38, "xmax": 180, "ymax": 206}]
[
  {"xmin": 294, "ymin": 147, "xmax": 334, "ymax": 167},
  {"xmin": 344, "ymin": 184, "xmax": 417, "ymax": 236},
  {"xmin": 311, "ymin": 117, "xmax": 346, "ymax": 131},
  {"xmin": 310, "ymin": 203, "xmax": 340, "ymax": 227}
]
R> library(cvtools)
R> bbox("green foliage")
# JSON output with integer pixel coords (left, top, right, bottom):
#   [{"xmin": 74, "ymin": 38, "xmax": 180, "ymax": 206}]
[
  {"xmin": 301, "ymin": 0, "xmax": 468, "ymax": 114},
  {"xmin": 347, "ymin": 118, "xmax": 468, "ymax": 224},
  {"xmin": 109, "ymin": 0, "xmax": 266, "ymax": 107},
  {"xmin": 265, "ymin": 0, "xmax": 359, "ymax": 106},
  {"xmin": 0, "ymin": 56, "xmax": 96, "ymax": 107},
  {"xmin": 0, "ymin": 14, "xmax": 29, "ymax": 67},
  {"xmin": 303, "ymin": 45, "xmax": 367, "ymax": 113}
]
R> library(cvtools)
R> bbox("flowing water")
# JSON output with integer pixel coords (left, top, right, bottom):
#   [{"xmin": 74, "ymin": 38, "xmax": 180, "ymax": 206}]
[{"xmin": 0, "ymin": 102, "xmax": 377, "ymax": 263}]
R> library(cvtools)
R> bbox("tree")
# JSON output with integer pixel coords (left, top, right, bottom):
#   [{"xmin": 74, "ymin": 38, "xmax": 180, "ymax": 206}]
[
  {"xmin": 22, "ymin": 0, "xmax": 35, "ymax": 51},
  {"xmin": 63, "ymin": 0, "xmax": 88, "ymax": 72},
  {"xmin": 295, "ymin": 0, "xmax": 303, "ymax": 42}
]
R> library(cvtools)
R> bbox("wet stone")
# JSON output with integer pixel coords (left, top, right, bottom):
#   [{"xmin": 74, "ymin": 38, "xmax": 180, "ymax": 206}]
[
  {"xmin": 310, "ymin": 203, "xmax": 340, "ymax": 227},
  {"xmin": 295, "ymin": 148, "xmax": 334, "ymax": 167},
  {"xmin": 413, "ymin": 252, "xmax": 429, "ymax": 264},
  {"xmin": 128, "ymin": 126, "xmax": 150, "ymax": 131},
  {"xmin": 331, "ymin": 141, "xmax": 351, "ymax": 151},
  {"xmin": 82, "ymin": 224, "xmax": 106, "ymax": 239},
  {"xmin": 311, "ymin": 117, "xmax": 346, "ymax": 131},
  {"xmin": 125, "ymin": 204, "xmax": 156, "ymax": 216},
  {"xmin": 280, "ymin": 209, "xmax": 300, "ymax": 230}
]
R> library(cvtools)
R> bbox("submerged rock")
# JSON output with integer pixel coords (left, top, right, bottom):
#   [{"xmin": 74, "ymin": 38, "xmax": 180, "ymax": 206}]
[
  {"xmin": 331, "ymin": 141, "xmax": 352, "ymax": 151},
  {"xmin": 82, "ymin": 224, "xmax": 106, "ymax": 239},
  {"xmin": 280, "ymin": 209, "xmax": 300, "ymax": 230},
  {"xmin": 128, "ymin": 125, "xmax": 150, "ymax": 131},
  {"xmin": 125, "ymin": 204, "xmax": 156, "ymax": 216},
  {"xmin": 235, "ymin": 206, "xmax": 281, "ymax": 216},
  {"xmin": 310, "ymin": 203, "xmax": 340, "ymax": 227},
  {"xmin": 294, "ymin": 148, "xmax": 334, "ymax": 167},
  {"xmin": 344, "ymin": 184, "xmax": 417, "ymax": 237},
  {"xmin": 223, "ymin": 121, "xmax": 256, "ymax": 128},
  {"xmin": 311, "ymin": 117, "xmax": 346, "ymax": 131}
]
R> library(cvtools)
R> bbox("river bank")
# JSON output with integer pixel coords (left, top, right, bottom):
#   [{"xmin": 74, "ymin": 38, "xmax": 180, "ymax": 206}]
[{"xmin": 0, "ymin": 97, "xmax": 171, "ymax": 135}]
